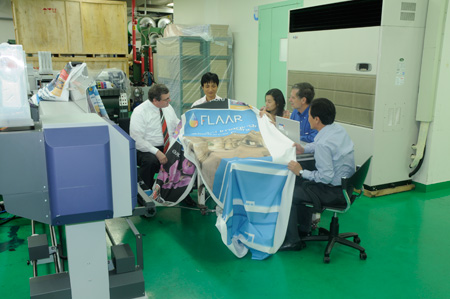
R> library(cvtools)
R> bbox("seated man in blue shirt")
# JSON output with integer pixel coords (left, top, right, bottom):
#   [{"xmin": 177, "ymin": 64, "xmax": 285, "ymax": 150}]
[
  {"xmin": 280, "ymin": 98, "xmax": 356, "ymax": 251},
  {"xmin": 289, "ymin": 82, "xmax": 318, "ymax": 143}
]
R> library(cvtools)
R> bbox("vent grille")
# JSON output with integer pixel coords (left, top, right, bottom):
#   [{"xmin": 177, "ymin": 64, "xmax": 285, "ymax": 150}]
[
  {"xmin": 289, "ymin": 0, "xmax": 382, "ymax": 33},
  {"xmin": 400, "ymin": 1, "xmax": 416, "ymax": 21},
  {"xmin": 401, "ymin": 2, "xmax": 417, "ymax": 11},
  {"xmin": 400, "ymin": 12, "xmax": 415, "ymax": 21}
]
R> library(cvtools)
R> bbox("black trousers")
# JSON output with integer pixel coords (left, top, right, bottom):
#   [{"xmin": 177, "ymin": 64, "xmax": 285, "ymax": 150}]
[
  {"xmin": 137, "ymin": 147, "xmax": 163, "ymax": 189},
  {"xmin": 285, "ymin": 177, "xmax": 345, "ymax": 244}
]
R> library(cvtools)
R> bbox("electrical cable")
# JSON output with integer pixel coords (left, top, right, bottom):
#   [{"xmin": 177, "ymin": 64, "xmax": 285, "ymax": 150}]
[
  {"xmin": 0, "ymin": 215, "xmax": 18, "ymax": 225},
  {"xmin": 409, "ymin": 145, "xmax": 426, "ymax": 177}
]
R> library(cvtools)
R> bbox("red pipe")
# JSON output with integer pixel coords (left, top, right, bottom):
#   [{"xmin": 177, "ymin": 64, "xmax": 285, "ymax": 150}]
[
  {"xmin": 149, "ymin": 44, "xmax": 153, "ymax": 74},
  {"xmin": 132, "ymin": 0, "xmax": 141, "ymax": 66},
  {"xmin": 141, "ymin": 55, "xmax": 145, "ymax": 80}
]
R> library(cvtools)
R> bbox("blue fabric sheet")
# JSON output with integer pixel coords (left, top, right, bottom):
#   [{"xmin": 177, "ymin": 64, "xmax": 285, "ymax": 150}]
[{"xmin": 180, "ymin": 99, "xmax": 296, "ymax": 260}]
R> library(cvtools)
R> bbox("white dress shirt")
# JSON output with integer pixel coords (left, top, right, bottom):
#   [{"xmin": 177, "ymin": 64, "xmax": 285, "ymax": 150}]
[
  {"xmin": 191, "ymin": 95, "xmax": 222, "ymax": 108},
  {"xmin": 130, "ymin": 100, "xmax": 180, "ymax": 154},
  {"xmin": 302, "ymin": 123, "xmax": 355, "ymax": 186}
]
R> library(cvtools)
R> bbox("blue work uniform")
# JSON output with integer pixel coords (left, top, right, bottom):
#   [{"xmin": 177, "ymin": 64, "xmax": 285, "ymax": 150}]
[{"xmin": 290, "ymin": 106, "xmax": 318, "ymax": 143}]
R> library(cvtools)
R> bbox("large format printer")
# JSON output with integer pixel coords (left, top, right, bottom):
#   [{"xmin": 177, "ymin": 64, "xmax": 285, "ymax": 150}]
[{"xmin": 0, "ymin": 44, "xmax": 146, "ymax": 298}]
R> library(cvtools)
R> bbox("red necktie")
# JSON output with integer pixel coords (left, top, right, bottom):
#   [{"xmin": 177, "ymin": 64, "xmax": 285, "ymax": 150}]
[{"xmin": 160, "ymin": 108, "xmax": 169, "ymax": 153}]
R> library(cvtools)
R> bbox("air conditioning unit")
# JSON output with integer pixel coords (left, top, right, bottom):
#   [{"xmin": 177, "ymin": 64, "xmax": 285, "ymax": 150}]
[{"xmin": 287, "ymin": 0, "xmax": 428, "ymax": 189}]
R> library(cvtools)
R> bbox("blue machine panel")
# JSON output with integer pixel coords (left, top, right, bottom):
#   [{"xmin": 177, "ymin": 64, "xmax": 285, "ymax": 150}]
[
  {"xmin": 44, "ymin": 126, "xmax": 113, "ymax": 225},
  {"xmin": 112, "ymin": 123, "xmax": 138, "ymax": 209}
]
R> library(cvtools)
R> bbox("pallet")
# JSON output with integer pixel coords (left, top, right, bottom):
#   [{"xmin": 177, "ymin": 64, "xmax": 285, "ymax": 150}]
[
  {"xmin": 26, "ymin": 56, "xmax": 130, "ymax": 76},
  {"xmin": 26, "ymin": 53, "xmax": 127, "ymax": 58},
  {"xmin": 364, "ymin": 184, "xmax": 415, "ymax": 198}
]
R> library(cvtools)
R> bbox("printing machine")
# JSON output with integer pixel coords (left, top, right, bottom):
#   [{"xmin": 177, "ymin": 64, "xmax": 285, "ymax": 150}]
[{"xmin": 0, "ymin": 45, "xmax": 150, "ymax": 298}]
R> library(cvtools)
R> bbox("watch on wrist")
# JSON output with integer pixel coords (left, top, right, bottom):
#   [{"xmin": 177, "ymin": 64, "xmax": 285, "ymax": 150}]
[{"xmin": 299, "ymin": 169, "xmax": 304, "ymax": 176}]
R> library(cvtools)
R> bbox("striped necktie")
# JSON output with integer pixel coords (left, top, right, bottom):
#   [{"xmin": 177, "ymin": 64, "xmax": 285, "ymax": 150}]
[{"xmin": 160, "ymin": 108, "xmax": 170, "ymax": 153}]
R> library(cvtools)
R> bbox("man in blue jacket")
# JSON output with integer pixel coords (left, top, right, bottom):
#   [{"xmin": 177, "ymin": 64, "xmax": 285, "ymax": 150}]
[{"xmin": 289, "ymin": 82, "xmax": 318, "ymax": 143}]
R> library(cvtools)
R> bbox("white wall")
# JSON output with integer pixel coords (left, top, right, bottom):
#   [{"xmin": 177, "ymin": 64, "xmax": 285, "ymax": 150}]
[
  {"xmin": 0, "ymin": 0, "xmax": 15, "ymax": 43},
  {"xmin": 414, "ymin": 0, "xmax": 450, "ymax": 186},
  {"xmin": 173, "ymin": 0, "xmax": 283, "ymax": 107}
]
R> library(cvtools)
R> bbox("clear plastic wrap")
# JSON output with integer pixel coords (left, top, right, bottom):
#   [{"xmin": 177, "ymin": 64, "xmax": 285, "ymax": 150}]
[
  {"xmin": 156, "ymin": 24, "xmax": 234, "ymax": 117},
  {"xmin": 164, "ymin": 24, "xmax": 232, "ymax": 41},
  {"xmin": 0, "ymin": 43, "xmax": 33, "ymax": 127},
  {"xmin": 92, "ymin": 68, "xmax": 131, "ymax": 100},
  {"xmin": 94, "ymin": 68, "xmax": 130, "ymax": 92}
]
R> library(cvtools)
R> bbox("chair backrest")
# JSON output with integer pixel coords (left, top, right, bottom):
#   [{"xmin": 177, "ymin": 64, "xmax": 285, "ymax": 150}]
[
  {"xmin": 347, "ymin": 156, "xmax": 372, "ymax": 191},
  {"xmin": 338, "ymin": 156, "xmax": 372, "ymax": 213}
]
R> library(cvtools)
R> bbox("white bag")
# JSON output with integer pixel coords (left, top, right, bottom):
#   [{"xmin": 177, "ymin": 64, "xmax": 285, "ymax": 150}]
[{"xmin": 38, "ymin": 62, "xmax": 86, "ymax": 102}]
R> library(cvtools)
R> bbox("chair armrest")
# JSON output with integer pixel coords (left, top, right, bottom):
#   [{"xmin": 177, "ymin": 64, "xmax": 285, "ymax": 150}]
[{"xmin": 341, "ymin": 177, "xmax": 348, "ymax": 191}]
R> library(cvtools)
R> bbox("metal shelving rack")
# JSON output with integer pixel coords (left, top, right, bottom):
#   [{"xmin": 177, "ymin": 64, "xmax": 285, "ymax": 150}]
[{"xmin": 156, "ymin": 36, "xmax": 233, "ymax": 117}]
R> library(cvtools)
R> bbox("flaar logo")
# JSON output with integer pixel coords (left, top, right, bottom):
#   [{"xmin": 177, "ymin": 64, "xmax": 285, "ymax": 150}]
[
  {"xmin": 189, "ymin": 113, "xmax": 199, "ymax": 127},
  {"xmin": 189, "ymin": 112, "xmax": 244, "ymax": 128}
]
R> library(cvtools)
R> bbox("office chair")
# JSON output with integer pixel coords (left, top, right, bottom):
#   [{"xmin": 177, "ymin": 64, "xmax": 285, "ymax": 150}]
[{"xmin": 302, "ymin": 156, "xmax": 372, "ymax": 263}]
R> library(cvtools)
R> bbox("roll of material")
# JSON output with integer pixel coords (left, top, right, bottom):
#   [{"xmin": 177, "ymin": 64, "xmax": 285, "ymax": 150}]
[{"xmin": 138, "ymin": 17, "xmax": 156, "ymax": 33}]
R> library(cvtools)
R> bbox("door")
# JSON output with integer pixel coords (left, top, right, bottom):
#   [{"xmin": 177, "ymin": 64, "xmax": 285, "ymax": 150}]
[{"xmin": 257, "ymin": 1, "xmax": 302, "ymax": 109}]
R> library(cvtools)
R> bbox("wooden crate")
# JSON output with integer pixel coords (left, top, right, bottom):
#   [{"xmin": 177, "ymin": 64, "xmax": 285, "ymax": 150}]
[
  {"xmin": 26, "ymin": 55, "xmax": 130, "ymax": 76},
  {"xmin": 12, "ymin": 0, "xmax": 127, "ymax": 55}
]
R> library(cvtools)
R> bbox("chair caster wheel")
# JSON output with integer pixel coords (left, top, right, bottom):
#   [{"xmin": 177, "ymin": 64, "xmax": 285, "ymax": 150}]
[
  {"xmin": 360, "ymin": 252, "xmax": 367, "ymax": 260},
  {"xmin": 324, "ymin": 256, "xmax": 330, "ymax": 264},
  {"xmin": 354, "ymin": 236, "xmax": 361, "ymax": 244}
]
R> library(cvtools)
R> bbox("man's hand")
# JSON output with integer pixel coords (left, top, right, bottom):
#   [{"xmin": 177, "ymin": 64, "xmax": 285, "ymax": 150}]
[
  {"xmin": 293, "ymin": 142, "xmax": 305, "ymax": 155},
  {"xmin": 156, "ymin": 150, "xmax": 168, "ymax": 165},
  {"xmin": 288, "ymin": 160, "xmax": 303, "ymax": 176}
]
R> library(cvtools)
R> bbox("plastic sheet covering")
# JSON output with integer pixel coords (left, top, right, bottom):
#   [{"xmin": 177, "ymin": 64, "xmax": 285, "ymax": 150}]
[
  {"xmin": 164, "ymin": 24, "xmax": 232, "ymax": 41},
  {"xmin": 156, "ymin": 24, "xmax": 234, "ymax": 117},
  {"xmin": 0, "ymin": 43, "xmax": 33, "ymax": 127}
]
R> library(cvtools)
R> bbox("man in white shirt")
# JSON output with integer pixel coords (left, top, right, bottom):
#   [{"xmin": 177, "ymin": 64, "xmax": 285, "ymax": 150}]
[
  {"xmin": 130, "ymin": 84, "xmax": 180, "ymax": 189},
  {"xmin": 279, "ymin": 98, "xmax": 355, "ymax": 251},
  {"xmin": 191, "ymin": 72, "xmax": 222, "ymax": 108}
]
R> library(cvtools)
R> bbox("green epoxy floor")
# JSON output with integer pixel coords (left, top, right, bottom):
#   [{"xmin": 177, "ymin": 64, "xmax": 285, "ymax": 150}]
[{"xmin": 1, "ymin": 188, "xmax": 450, "ymax": 298}]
